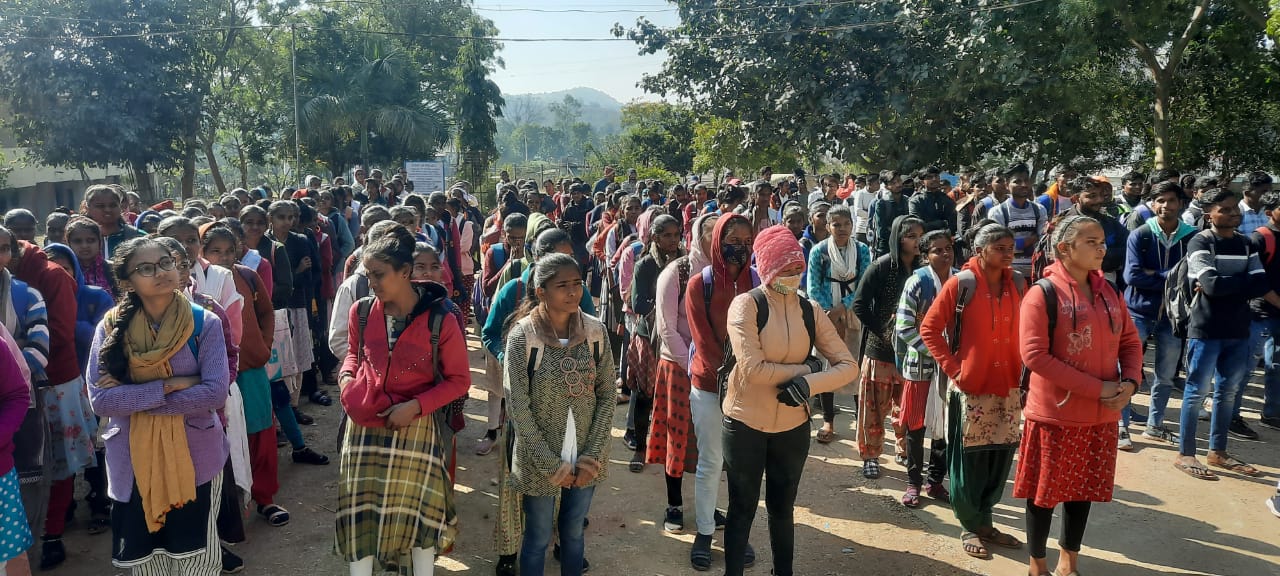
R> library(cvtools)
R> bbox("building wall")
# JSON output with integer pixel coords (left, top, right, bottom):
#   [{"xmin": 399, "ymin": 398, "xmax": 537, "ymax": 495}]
[{"xmin": 0, "ymin": 146, "xmax": 125, "ymax": 222}]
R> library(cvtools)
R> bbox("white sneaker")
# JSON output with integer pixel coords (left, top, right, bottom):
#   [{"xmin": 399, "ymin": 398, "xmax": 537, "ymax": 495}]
[{"xmin": 1117, "ymin": 428, "xmax": 1134, "ymax": 452}]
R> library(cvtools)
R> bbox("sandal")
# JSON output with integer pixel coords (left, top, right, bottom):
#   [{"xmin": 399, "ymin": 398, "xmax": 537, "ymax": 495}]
[
  {"xmin": 960, "ymin": 532, "xmax": 990, "ymax": 559},
  {"xmin": 629, "ymin": 459, "xmax": 645, "ymax": 473},
  {"xmin": 87, "ymin": 513, "xmax": 110, "ymax": 535},
  {"xmin": 815, "ymin": 428, "xmax": 836, "ymax": 444},
  {"xmin": 978, "ymin": 526, "xmax": 1022, "ymax": 549},
  {"xmin": 258, "ymin": 504, "xmax": 291, "ymax": 527},
  {"xmin": 1207, "ymin": 453, "xmax": 1261, "ymax": 477},
  {"xmin": 901, "ymin": 485, "xmax": 920, "ymax": 508},
  {"xmin": 1174, "ymin": 459, "xmax": 1218, "ymax": 481},
  {"xmin": 861, "ymin": 459, "xmax": 881, "ymax": 479},
  {"xmin": 309, "ymin": 390, "xmax": 333, "ymax": 406}
]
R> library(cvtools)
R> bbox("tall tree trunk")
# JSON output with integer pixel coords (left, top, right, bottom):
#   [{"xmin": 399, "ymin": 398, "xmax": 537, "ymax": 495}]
[
  {"xmin": 202, "ymin": 134, "xmax": 228, "ymax": 197},
  {"xmin": 236, "ymin": 140, "xmax": 249, "ymax": 189},
  {"xmin": 181, "ymin": 115, "xmax": 198, "ymax": 199},
  {"xmin": 130, "ymin": 162, "xmax": 155, "ymax": 203},
  {"xmin": 1152, "ymin": 70, "xmax": 1171, "ymax": 170}
]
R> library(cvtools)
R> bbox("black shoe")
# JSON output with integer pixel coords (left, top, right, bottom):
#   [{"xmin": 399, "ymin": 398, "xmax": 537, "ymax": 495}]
[
  {"xmin": 276, "ymin": 430, "xmax": 289, "ymax": 448},
  {"xmin": 550, "ymin": 545, "xmax": 591, "ymax": 572},
  {"xmin": 690, "ymin": 532, "xmax": 713, "ymax": 571},
  {"xmin": 713, "ymin": 508, "xmax": 727, "ymax": 530},
  {"xmin": 1259, "ymin": 416, "xmax": 1280, "ymax": 430},
  {"xmin": 663, "ymin": 506, "xmax": 684, "ymax": 533},
  {"xmin": 309, "ymin": 390, "xmax": 333, "ymax": 406},
  {"xmin": 1129, "ymin": 406, "xmax": 1149, "ymax": 425},
  {"xmin": 623, "ymin": 429, "xmax": 637, "ymax": 451},
  {"xmin": 221, "ymin": 546, "xmax": 245, "ymax": 574},
  {"xmin": 495, "ymin": 554, "xmax": 517, "ymax": 576},
  {"xmin": 39, "ymin": 537, "xmax": 66, "ymax": 571},
  {"xmin": 292, "ymin": 447, "xmax": 330, "ymax": 465},
  {"xmin": 293, "ymin": 407, "xmax": 315, "ymax": 426},
  {"xmin": 744, "ymin": 542, "xmax": 756, "ymax": 568},
  {"xmin": 1229, "ymin": 417, "xmax": 1260, "ymax": 440}
]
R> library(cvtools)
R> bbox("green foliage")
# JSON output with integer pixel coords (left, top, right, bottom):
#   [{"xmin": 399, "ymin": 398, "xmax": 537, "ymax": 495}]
[
  {"xmin": 616, "ymin": 102, "xmax": 695, "ymax": 174},
  {"xmin": 453, "ymin": 17, "xmax": 505, "ymax": 203},
  {"xmin": 691, "ymin": 117, "xmax": 798, "ymax": 177}
]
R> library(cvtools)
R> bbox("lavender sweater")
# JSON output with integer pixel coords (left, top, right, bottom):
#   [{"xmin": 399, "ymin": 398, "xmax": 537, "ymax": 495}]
[{"xmin": 86, "ymin": 313, "xmax": 230, "ymax": 503}]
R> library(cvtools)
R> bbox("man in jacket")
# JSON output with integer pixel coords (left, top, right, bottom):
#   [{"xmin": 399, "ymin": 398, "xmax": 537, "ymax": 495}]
[{"xmin": 908, "ymin": 166, "xmax": 957, "ymax": 236}]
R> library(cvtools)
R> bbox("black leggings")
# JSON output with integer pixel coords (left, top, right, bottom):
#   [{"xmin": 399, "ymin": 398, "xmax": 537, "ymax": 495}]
[
  {"xmin": 820, "ymin": 392, "xmax": 836, "ymax": 424},
  {"xmin": 723, "ymin": 419, "xmax": 809, "ymax": 576},
  {"xmin": 1026, "ymin": 500, "xmax": 1092, "ymax": 559},
  {"xmin": 904, "ymin": 428, "xmax": 945, "ymax": 487},
  {"xmin": 666, "ymin": 473, "xmax": 682, "ymax": 507}
]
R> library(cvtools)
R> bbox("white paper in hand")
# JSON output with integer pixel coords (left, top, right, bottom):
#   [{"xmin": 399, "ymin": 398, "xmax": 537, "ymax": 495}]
[{"xmin": 560, "ymin": 407, "xmax": 578, "ymax": 465}]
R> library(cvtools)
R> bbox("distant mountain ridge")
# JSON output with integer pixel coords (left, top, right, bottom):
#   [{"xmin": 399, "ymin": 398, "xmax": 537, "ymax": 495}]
[{"xmin": 502, "ymin": 87, "xmax": 624, "ymax": 134}]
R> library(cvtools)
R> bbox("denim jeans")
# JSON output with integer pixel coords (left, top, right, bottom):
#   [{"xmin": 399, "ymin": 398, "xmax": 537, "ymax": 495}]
[
  {"xmin": 689, "ymin": 387, "xmax": 725, "ymax": 536},
  {"xmin": 520, "ymin": 485, "xmax": 595, "ymax": 576},
  {"xmin": 723, "ymin": 418, "xmax": 809, "ymax": 576},
  {"xmin": 1130, "ymin": 312, "xmax": 1182, "ymax": 429},
  {"xmin": 1181, "ymin": 339, "xmax": 1251, "ymax": 456},
  {"xmin": 1247, "ymin": 318, "xmax": 1280, "ymax": 420}
]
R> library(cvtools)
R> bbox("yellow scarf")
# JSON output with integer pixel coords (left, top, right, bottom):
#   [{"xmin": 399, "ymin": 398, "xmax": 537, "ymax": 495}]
[{"xmin": 108, "ymin": 291, "xmax": 198, "ymax": 533}]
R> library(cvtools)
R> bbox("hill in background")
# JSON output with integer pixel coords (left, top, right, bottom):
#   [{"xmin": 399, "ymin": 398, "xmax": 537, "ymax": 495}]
[{"xmin": 501, "ymin": 87, "xmax": 624, "ymax": 134}]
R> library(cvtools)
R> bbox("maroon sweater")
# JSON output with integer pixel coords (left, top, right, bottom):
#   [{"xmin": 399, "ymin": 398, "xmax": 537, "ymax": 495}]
[{"xmin": 14, "ymin": 242, "xmax": 79, "ymax": 386}]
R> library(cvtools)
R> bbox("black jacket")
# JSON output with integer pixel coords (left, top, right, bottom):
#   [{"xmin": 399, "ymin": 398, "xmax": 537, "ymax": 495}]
[{"xmin": 852, "ymin": 215, "xmax": 918, "ymax": 363}]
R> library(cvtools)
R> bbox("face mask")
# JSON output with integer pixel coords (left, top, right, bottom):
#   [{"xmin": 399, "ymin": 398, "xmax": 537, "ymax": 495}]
[
  {"xmin": 721, "ymin": 244, "xmax": 750, "ymax": 266},
  {"xmin": 770, "ymin": 274, "xmax": 803, "ymax": 295}
]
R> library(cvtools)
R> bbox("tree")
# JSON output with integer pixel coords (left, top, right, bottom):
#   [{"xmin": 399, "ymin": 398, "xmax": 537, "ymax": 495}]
[
  {"xmin": 0, "ymin": 0, "xmax": 204, "ymax": 200},
  {"xmin": 617, "ymin": 102, "xmax": 696, "ymax": 174},
  {"xmin": 453, "ymin": 18, "xmax": 505, "ymax": 203},
  {"xmin": 691, "ymin": 117, "xmax": 798, "ymax": 179},
  {"xmin": 548, "ymin": 95, "xmax": 584, "ymax": 133}
]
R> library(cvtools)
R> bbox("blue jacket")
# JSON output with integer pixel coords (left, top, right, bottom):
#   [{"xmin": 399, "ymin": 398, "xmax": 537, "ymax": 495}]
[
  {"xmin": 806, "ymin": 238, "xmax": 872, "ymax": 311},
  {"xmin": 481, "ymin": 267, "xmax": 597, "ymax": 361},
  {"xmin": 1122, "ymin": 218, "xmax": 1197, "ymax": 318},
  {"xmin": 43, "ymin": 244, "xmax": 115, "ymax": 372}
]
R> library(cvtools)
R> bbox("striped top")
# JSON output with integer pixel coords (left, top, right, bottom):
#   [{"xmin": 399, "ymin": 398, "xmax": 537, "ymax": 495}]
[{"xmin": 1186, "ymin": 229, "xmax": 1267, "ymax": 340}]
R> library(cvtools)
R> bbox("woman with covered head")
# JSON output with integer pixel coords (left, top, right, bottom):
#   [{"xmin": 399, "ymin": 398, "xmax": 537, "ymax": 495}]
[
  {"xmin": 719, "ymin": 225, "xmax": 858, "ymax": 576},
  {"xmin": 86, "ymin": 237, "xmax": 232, "ymax": 575},
  {"xmin": 1016, "ymin": 215, "xmax": 1142, "ymax": 576},
  {"xmin": 920, "ymin": 223, "xmax": 1027, "ymax": 560}
]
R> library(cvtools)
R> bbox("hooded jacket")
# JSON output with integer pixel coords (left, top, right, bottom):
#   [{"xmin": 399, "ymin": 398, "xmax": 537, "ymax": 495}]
[
  {"xmin": 685, "ymin": 214, "xmax": 757, "ymax": 393},
  {"xmin": 1020, "ymin": 261, "xmax": 1143, "ymax": 427},
  {"xmin": 919, "ymin": 256, "xmax": 1024, "ymax": 397},
  {"xmin": 12, "ymin": 241, "xmax": 78, "ymax": 386},
  {"xmin": 852, "ymin": 215, "xmax": 918, "ymax": 363},
  {"xmin": 655, "ymin": 213, "xmax": 714, "ymax": 368},
  {"xmin": 1122, "ymin": 217, "xmax": 1196, "ymax": 318},
  {"xmin": 340, "ymin": 281, "xmax": 471, "ymax": 428},
  {"xmin": 42, "ymin": 244, "xmax": 115, "ymax": 372},
  {"xmin": 230, "ymin": 264, "xmax": 274, "ymax": 370}
]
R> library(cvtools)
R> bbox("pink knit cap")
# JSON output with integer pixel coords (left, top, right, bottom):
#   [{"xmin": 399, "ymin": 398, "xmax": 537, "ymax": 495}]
[{"xmin": 753, "ymin": 225, "xmax": 806, "ymax": 286}]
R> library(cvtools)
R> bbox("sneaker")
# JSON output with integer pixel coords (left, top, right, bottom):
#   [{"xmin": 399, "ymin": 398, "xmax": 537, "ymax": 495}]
[
  {"xmin": 1142, "ymin": 426, "xmax": 1179, "ymax": 444},
  {"xmin": 690, "ymin": 532, "xmax": 713, "ymax": 571},
  {"xmin": 663, "ymin": 506, "xmax": 684, "ymax": 533},
  {"xmin": 1129, "ymin": 406, "xmax": 1149, "ymax": 425},
  {"xmin": 551, "ymin": 545, "xmax": 590, "ymax": 572},
  {"xmin": 623, "ymin": 429, "xmax": 637, "ymax": 451},
  {"xmin": 1267, "ymin": 494, "xmax": 1280, "ymax": 518},
  {"xmin": 713, "ymin": 508, "xmax": 727, "ymax": 530},
  {"xmin": 1229, "ymin": 417, "xmax": 1260, "ymax": 441},
  {"xmin": 1259, "ymin": 416, "xmax": 1280, "ymax": 430},
  {"xmin": 1118, "ymin": 428, "xmax": 1134, "ymax": 452},
  {"xmin": 1199, "ymin": 397, "xmax": 1212, "ymax": 421},
  {"xmin": 475, "ymin": 435, "xmax": 497, "ymax": 456},
  {"xmin": 275, "ymin": 430, "xmax": 288, "ymax": 448},
  {"xmin": 221, "ymin": 547, "xmax": 245, "ymax": 574},
  {"xmin": 39, "ymin": 537, "xmax": 66, "ymax": 570},
  {"xmin": 293, "ymin": 407, "xmax": 315, "ymax": 426},
  {"xmin": 291, "ymin": 447, "xmax": 330, "ymax": 465},
  {"xmin": 495, "ymin": 554, "xmax": 517, "ymax": 576}
]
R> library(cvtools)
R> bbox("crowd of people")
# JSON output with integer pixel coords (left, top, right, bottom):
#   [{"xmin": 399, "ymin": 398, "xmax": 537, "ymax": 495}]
[{"xmin": 0, "ymin": 161, "xmax": 1272, "ymax": 576}]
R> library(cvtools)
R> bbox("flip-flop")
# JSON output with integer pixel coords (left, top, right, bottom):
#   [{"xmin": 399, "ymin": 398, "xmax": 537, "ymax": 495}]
[
  {"xmin": 960, "ymin": 532, "xmax": 990, "ymax": 559},
  {"xmin": 1208, "ymin": 454, "xmax": 1261, "ymax": 477},
  {"xmin": 258, "ymin": 504, "xmax": 291, "ymax": 527},
  {"xmin": 815, "ymin": 429, "xmax": 836, "ymax": 444},
  {"xmin": 862, "ymin": 460, "xmax": 881, "ymax": 479},
  {"xmin": 1174, "ymin": 459, "xmax": 1219, "ymax": 481},
  {"xmin": 978, "ymin": 527, "xmax": 1022, "ymax": 549}
]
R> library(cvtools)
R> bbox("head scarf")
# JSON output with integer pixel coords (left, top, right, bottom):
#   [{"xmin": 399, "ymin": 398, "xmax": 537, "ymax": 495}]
[
  {"xmin": 687, "ymin": 212, "xmax": 719, "ymax": 273},
  {"xmin": 754, "ymin": 225, "xmax": 806, "ymax": 287}
]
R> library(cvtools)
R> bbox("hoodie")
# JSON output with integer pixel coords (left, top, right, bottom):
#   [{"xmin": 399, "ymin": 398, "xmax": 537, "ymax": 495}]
[
  {"xmin": 12, "ymin": 241, "xmax": 78, "ymax": 386},
  {"xmin": 42, "ymin": 244, "xmax": 115, "ymax": 373},
  {"xmin": 1122, "ymin": 217, "xmax": 1196, "ymax": 318},
  {"xmin": 919, "ymin": 256, "xmax": 1024, "ymax": 397},
  {"xmin": 655, "ymin": 213, "xmax": 714, "ymax": 368},
  {"xmin": 686, "ymin": 214, "xmax": 757, "ymax": 393},
  {"xmin": 1020, "ymin": 262, "xmax": 1143, "ymax": 427},
  {"xmin": 852, "ymin": 215, "xmax": 918, "ymax": 363},
  {"xmin": 0, "ymin": 337, "xmax": 31, "ymax": 475}
]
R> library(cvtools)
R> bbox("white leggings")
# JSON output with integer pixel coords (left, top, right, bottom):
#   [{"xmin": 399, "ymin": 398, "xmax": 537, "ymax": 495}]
[{"xmin": 349, "ymin": 548, "xmax": 435, "ymax": 576}]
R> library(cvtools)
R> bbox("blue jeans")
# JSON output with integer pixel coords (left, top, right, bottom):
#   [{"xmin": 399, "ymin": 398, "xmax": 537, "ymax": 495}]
[
  {"xmin": 1181, "ymin": 339, "xmax": 1251, "ymax": 456},
  {"xmin": 690, "ymin": 387, "xmax": 725, "ymax": 536},
  {"xmin": 1248, "ymin": 318, "xmax": 1280, "ymax": 420},
  {"xmin": 1131, "ymin": 312, "xmax": 1182, "ymax": 429},
  {"xmin": 521, "ymin": 486, "xmax": 595, "ymax": 576}
]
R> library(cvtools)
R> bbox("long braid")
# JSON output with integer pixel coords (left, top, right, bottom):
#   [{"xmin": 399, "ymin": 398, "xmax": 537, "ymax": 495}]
[{"xmin": 99, "ymin": 291, "xmax": 142, "ymax": 381}]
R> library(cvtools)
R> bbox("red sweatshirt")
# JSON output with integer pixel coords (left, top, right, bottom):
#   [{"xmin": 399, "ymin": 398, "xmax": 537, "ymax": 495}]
[
  {"xmin": 920, "ymin": 257, "xmax": 1023, "ymax": 397},
  {"xmin": 685, "ymin": 214, "xmax": 756, "ymax": 393},
  {"xmin": 1020, "ymin": 262, "xmax": 1144, "ymax": 427},
  {"xmin": 13, "ymin": 242, "xmax": 79, "ymax": 386}
]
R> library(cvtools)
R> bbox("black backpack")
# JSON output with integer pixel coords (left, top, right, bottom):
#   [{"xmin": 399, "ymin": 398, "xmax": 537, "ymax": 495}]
[
  {"xmin": 1164, "ymin": 230, "xmax": 1214, "ymax": 338},
  {"xmin": 716, "ymin": 288, "xmax": 816, "ymax": 406}
]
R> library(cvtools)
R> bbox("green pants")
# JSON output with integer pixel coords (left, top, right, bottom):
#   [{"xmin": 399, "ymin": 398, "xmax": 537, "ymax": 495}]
[{"xmin": 947, "ymin": 391, "xmax": 1016, "ymax": 533}]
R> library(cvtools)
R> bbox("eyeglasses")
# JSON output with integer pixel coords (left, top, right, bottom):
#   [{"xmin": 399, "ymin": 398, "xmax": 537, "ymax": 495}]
[{"xmin": 130, "ymin": 257, "xmax": 177, "ymax": 278}]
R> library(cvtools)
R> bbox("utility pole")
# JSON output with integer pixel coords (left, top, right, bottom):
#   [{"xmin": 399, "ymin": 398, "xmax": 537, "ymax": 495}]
[{"xmin": 291, "ymin": 24, "xmax": 301, "ymax": 180}]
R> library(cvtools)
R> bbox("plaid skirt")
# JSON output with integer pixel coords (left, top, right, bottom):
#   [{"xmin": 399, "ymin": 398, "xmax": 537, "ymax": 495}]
[
  {"xmin": 646, "ymin": 359, "xmax": 697, "ymax": 477},
  {"xmin": 624, "ymin": 336, "xmax": 657, "ymax": 395},
  {"xmin": 336, "ymin": 416, "xmax": 456, "ymax": 573}
]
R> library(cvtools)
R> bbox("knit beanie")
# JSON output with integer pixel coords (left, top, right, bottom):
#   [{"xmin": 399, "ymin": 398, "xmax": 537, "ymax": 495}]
[{"xmin": 754, "ymin": 225, "xmax": 806, "ymax": 286}]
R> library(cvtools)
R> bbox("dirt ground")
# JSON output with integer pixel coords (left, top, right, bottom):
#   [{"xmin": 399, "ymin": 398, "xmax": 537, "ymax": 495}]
[{"xmin": 45, "ymin": 334, "xmax": 1280, "ymax": 575}]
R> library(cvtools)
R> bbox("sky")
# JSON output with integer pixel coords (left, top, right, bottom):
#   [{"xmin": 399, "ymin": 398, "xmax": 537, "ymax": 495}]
[{"xmin": 476, "ymin": 0, "xmax": 681, "ymax": 102}]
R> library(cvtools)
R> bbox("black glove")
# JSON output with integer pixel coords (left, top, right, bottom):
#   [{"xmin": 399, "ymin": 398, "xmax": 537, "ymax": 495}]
[
  {"xmin": 804, "ymin": 356, "xmax": 824, "ymax": 374},
  {"xmin": 776, "ymin": 377, "xmax": 811, "ymax": 407}
]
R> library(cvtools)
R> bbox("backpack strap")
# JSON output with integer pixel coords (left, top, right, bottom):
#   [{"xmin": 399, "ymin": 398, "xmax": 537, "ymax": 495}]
[
  {"xmin": 186, "ymin": 302, "xmax": 205, "ymax": 357},
  {"xmin": 428, "ymin": 306, "xmax": 445, "ymax": 384},
  {"xmin": 676, "ymin": 258, "xmax": 692, "ymax": 307},
  {"xmin": 355, "ymin": 296, "xmax": 375, "ymax": 366},
  {"xmin": 355, "ymin": 273, "xmax": 370, "ymax": 300},
  {"xmin": 235, "ymin": 265, "xmax": 259, "ymax": 294},
  {"xmin": 1021, "ymin": 278, "xmax": 1058, "ymax": 393},
  {"xmin": 701, "ymin": 266, "xmax": 714, "ymax": 330},
  {"xmin": 750, "ymin": 289, "xmax": 769, "ymax": 332},
  {"xmin": 1011, "ymin": 270, "xmax": 1027, "ymax": 297},
  {"xmin": 799, "ymin": 296, "xmax": 816, "ymax": 352},
  {"xmin": 951, "ymin": 270, "xmax": 976, "ymax": 354}
]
